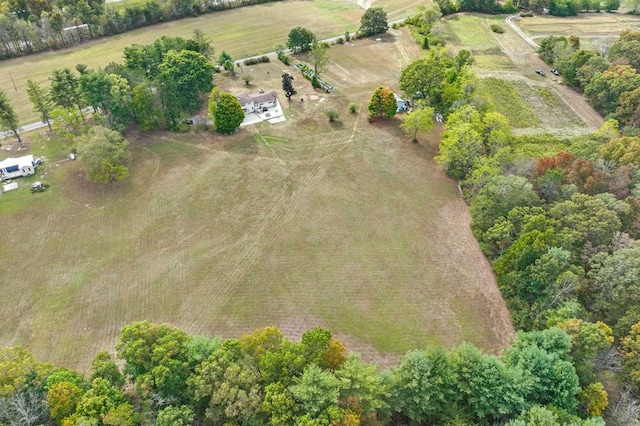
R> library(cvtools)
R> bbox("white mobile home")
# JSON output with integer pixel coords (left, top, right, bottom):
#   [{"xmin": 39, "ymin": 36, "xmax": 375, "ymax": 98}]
[{"xmin": 0, "ymin": 155, "xmax": 39, "ymax": 180}]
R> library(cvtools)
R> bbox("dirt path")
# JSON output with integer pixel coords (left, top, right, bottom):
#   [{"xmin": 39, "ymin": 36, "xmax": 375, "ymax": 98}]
[{"xmin": 495, "ymin": 15, "xmax": 604, "ymax": 130}]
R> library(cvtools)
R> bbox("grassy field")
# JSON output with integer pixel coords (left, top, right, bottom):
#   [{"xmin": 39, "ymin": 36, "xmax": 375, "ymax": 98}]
[
  {"xmin": 516, "ymin": 12, "xmax": 640, "ymax": 51},
  {"xmin": 0, "ymin": 28, "xmax": 514, "ymax": 371}
]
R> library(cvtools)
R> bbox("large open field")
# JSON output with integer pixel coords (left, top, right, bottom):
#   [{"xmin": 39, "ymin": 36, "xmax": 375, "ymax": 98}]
[{"xmin": 0, "ymin": 27, "xmax": 514, "ymax": 371}]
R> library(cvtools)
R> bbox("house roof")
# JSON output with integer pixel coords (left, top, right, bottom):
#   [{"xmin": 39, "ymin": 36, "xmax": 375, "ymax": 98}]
[
  {"xmin": 236, "ymin": 93, "xmax": 253, "ymax": 106},
  {"xmin": 236, "ymin": 91, "xmax": 277, "ymax": 106},
  {"xmin": 0, "ymin": 155, "xmax": 34, "ymax": 170},
  {"xmin": 251, "ymin": 91, "xmax": 277, "ymax": 104}
]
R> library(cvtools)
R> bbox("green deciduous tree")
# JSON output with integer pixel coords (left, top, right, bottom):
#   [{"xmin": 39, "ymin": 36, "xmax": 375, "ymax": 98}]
[
  {"xmin": 400, "ymin": 106, "xmax": 434, "ymax": 142},
  {"xmin": 549, "ymin": 193, "xmax": 622, "ymax": 250},
  {"xmin": 399, "ymin": 48, "xmax": 453, "ymax": 109},
  {"xmin": 213, "ymin": 91, "xmax": 244, "ymax": 134},
  {"xmin": 116, "ymin": 321, "xmax": 192, "ymax": 401},
  {"xmin": 49, "ymin": 68, "xmax": 85, "ymax": 119},
  {"xmin": 90, "ymin": 352, "xmax": 124, "ymax": 389},
  {"xmin": 505, "ymin": 328, "xmax": 580, "ymax": 412},
  {"xmin": 336, "ymin": 354, "xmax": 388, "ymax": 417},
  {"xmin": 470, "ymin": 175, "xmax": 541, "ymax": 238},
  {"xmin": 26, "ymin": 79, "xmax": 53, "ymax": 131},
  {"xmin": 217, "ymin": 50, "xmax": 235, "ymax": 75},
  {"xmin": 290, "ymin": 364, "xmax": 341, "ymax": 419},
  {"xmin": 189, "ymin": 339, "xmax": 263, "ymax": 425},
  {"xmin": 359, "ymin": 7, "xmax": 388, "ymax": 37},
  {"xmin": 392, "ymin": 347, "xmax": 457, "ymax": 423},
  {"xmin": 157, "ymin": 49, "xmax": 214, "ymax": 114},
  {"xmin": 0, "ymin": 88, "xmax": 21, "ymax": 142},
  {"xmin": 451, "ymin": 343, "xmax": 527, "ymax": 423},
  {"xmin": 130, "ymin": 83, "xmax": 159, "ymax": 131},
  {"xmin": 75, "ymin": 126, "xmax": 129, "ymax": 184},
  {"xmin": 155, "ymin": 405, "xmax": 195, "ymax": 426},
  {"xmin": 367, "ymin": 86, "xmax": 396, "ymax": 120},
  {"xmin": 75, "ymin": 378, "xmax": 125, "ymax": 422},
  {"xmin": 287, "ymin": 26, "xmax": 315, "ymax": 53},
  {"xmin": 310, "ymin": 39, "xmax": 330, "ymax": 81}
]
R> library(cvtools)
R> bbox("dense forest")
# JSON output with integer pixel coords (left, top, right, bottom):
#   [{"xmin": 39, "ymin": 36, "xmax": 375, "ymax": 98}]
[
  {"xmin": 0, "ymin": 322, "xmax": 609, "ymax": 425},
  {"xmin": 422, "ymin": 23, "xmax": 640, "ymax": 426}
]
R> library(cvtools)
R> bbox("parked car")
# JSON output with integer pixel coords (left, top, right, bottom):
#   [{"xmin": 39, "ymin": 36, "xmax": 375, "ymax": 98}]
[
  {"xmin": 535, "ymin": 69, "xmax": 546, "ymax": 77},
  {"xmin": 550, "ymin": 68, "xmax": 560, "ymax": 76}
]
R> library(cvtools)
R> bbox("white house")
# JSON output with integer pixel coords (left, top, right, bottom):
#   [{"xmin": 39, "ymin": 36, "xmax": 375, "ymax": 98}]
[
  {"xmin": 237, "ymin": 91, "xmax": 278, "ymax": 114},
  {"xmin": 0, "ymin": 155, "xmax": 39, "ymax": 180}
]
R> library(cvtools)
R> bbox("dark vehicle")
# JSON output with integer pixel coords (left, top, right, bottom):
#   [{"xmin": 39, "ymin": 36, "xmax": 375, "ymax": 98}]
[
  {"xmin": 535, "ymin": 69, "xmax": 546, "ymax": 77},
  {"xmin": 550, "ymin": 68, "xmax": 560, "ymax": 76}
]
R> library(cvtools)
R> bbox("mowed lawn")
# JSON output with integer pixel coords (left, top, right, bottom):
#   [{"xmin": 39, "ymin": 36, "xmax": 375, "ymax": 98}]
[{"xmin": 0, "ymin": 29, "xmax": 513, "ymax": 371}]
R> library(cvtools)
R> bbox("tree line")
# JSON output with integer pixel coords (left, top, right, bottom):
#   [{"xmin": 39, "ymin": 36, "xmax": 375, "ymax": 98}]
[
  {"xmin": 0, "ymin": 321, "xmax": 610, "ymax": 425},
  {"xmin": 0, "ymin": 0, "xmax": 280, "ymax": 60},
  {"xmin": 393, "ymin": 19, "xmax": 640, "ymax": 422},
  {"xmin": 539, "ymin": 30, "xmax": 640, "ymax": 128}
]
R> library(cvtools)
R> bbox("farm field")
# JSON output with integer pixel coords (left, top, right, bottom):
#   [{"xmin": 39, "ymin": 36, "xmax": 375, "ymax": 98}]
[
  {"xmin": 0, "ymin": 28, "xmax": 514, "ymax": 371},
  {"xmin": 515, "ymin": 12, "xmax": 640, "ymax": 51}
]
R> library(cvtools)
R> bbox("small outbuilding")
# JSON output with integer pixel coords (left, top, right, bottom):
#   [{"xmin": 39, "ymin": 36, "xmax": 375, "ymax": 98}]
[
  {"xmin": 394, "ymin": 93, "xmax": 409, "ymax": 112},
  {"xmin": 0, "ymin": 155, "xmax": 40, "ymax": 180}
]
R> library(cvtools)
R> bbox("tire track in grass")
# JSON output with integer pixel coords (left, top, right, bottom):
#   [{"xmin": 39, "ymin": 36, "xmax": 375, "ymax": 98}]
[{"xmin": 182, "ymin": 107, "xmax": 362, "ymax": 332}]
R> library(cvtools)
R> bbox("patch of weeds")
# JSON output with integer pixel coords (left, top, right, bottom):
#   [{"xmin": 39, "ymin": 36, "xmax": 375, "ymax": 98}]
[
  {"xmin": 479, "ymin": 78, "xmax": 540, "ymax": 128},
  {"xmin": 535, "ymin": 87, "xmax": 558, "ymax": 107}
]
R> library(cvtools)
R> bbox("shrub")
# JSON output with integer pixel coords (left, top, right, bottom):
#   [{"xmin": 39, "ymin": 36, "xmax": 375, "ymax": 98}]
[
  {"xmin": 242, "ymin": 74, "xmax": 254, "ymax": 86},
  {"xmin": 278, "ymin": 52, "xmax": 290, "ymax": 65},
  {"xmin": 490, "ymin": 24, "xmax": 504, "ymax": 33},
  {"xmin": 348, "ymin": 102, "xmax": 358, "ymax": 113},
  {"xmin": 326, "ymin": 109, "xmax": 340, "ymax": 122},
  {"xmin": 344, "ymin": 31, "xmax": 351, "ymax": 41},
  {"xmin": 261, "ymin": 55, "xmax": 270, "ymax": 63},
  {"xmin": 336, "ymin": 37, "xmax": 344, "ymax": 44}
]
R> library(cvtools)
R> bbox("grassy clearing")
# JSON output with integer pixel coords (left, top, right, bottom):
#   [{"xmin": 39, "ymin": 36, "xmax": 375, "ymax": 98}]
[
  {"xmin": 0, "ymin": 31, "xmax": 513, "ymax": 370},
  {"xmin": 443, "ymin": 14, "xmax": 596, "ymax": 133},
  {"xmin": 478, "ymin": 77, "xmax": 540, "ymax": 128},
  {"xmin": 442, "ymin": 15, "xmax": 514, "ymax": 70}
]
